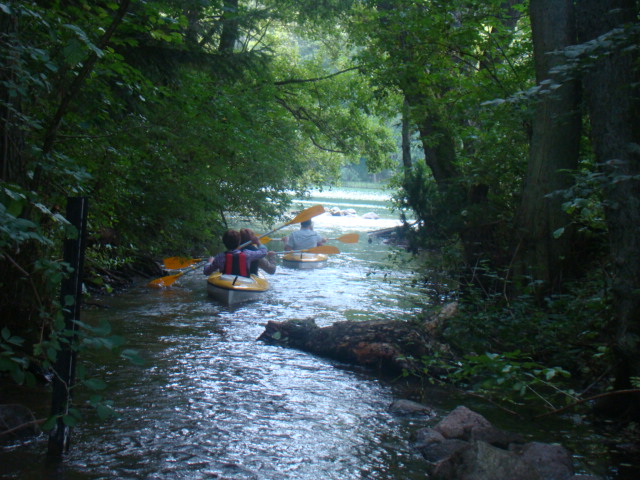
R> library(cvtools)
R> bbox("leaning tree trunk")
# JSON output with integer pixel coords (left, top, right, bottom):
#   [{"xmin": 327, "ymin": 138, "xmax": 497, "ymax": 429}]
[
  {"xmin": 516, "ymin": 0, "xmax": 581, "ymax": 294},
  {"xmin": 218, "ymin": 0, "xmax": 239, "ymax": 53},
  {"xmin": 258, "ymin": 317, "xmax": 450, "ymax": 375},
  {"xmin": 401, "ymin": 97, "xmax": 412, "ymax": 180},
  {"xmin": 0, "ymin": 10, "xmax": 25, "ymax": 183},
  {"xmin": 576, "ymin": 0, "xmax": 640, "ymax": 418}
]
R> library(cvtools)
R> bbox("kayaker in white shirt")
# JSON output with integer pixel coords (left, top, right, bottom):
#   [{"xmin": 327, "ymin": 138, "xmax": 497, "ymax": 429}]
[{"xmin": 283, "ymin": 220, "xmax": 327, "ymax": 251}]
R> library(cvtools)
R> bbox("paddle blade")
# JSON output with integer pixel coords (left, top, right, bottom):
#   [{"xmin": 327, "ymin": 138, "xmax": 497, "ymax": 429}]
[
  {"xmin": 147, "ymin": 272, "xmax": 183, "ymax": 288},
  {"xmin": 336, "ymin": 233, "xmax": 359, "ymax": 244},
  {"xmin": 284, "ymin": 204, "xmax": 325, "ymax": 226},
  {"xmin": 260, "ymin": 236, "xmax": 272, "ymax": 244},
  {"xmin": 163, "ymin": 256, "xmax": 202, "ymax": 269}
]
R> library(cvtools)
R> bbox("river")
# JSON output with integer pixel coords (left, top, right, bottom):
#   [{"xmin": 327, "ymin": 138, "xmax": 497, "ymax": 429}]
[{"xmin": 0, "ymin": 188, "xmax": 635, "ymax": 479}]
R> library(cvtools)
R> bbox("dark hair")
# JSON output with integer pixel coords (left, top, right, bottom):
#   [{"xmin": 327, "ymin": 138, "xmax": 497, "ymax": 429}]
[
  {"xmin": 222, "ymin": 230, "xmax": 241, "ymax": 250},
  {"xmin": 301, "ymin": 220, "xmax": 312, "ymax": 228},
  {"xmin": 239, "ymin": 228, "xmax": 255, "ymax": 244}
]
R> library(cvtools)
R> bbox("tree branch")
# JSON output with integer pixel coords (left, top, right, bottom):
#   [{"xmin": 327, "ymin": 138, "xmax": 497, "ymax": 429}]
[
  {"xmin": 275, "ymin": 97, "xmax": 348, "ymax": 154},
  {"xmin": 534, "ymin": 389, "xmax": 640, "ymax": 418},
  {"xmin": 41, "ymin": 0, "xmax": 131, "ymax": 159},
  {"xmin": 274, "ymin": 66, "xmax": 360, "ymax": 86},
  {"xmin": 0, "ymin": 418, "xmax": 46, "ymax": 438},
  {"xmin": 309, "ymin": 135, "xmax": 347, "ymax": 154}
]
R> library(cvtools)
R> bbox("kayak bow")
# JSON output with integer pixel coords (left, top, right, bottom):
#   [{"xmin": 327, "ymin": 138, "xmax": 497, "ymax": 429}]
[
  {"xmin": 206, "ymin": 273, "xmax": 269, "ymax": 305},
  {"xmin": 281, "ymin": 252, "xmax": 329, "ymax": 269}
]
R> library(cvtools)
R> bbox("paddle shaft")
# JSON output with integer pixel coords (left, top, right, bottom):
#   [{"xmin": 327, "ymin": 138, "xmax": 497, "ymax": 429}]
[
  {"xmin": 262, "ymin": 232, "xmax": 358, "ymax": 244},
  {"xmin": 274, "ymin": 250, "xmax": 317, "ymax": 255},
  {"xmin": 238, "ymin": 204, "xmax": 325, "ymax": 249},
  {"xmin": 238, "ymin": 225, "xmax": 285, "ymax": 250},
  {"xmin": 274, "ymin": 245, "xmax": 339, "ymax": 255}
]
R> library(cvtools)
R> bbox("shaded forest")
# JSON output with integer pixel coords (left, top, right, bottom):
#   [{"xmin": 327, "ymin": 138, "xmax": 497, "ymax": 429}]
[{"xmin": 1, "ymin": 0, "xmax": 639, "ymax": 432}]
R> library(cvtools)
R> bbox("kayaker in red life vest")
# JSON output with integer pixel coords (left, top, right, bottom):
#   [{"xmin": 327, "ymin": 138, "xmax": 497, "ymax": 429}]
[
  {"xmin": 283, "ymin": 219, "xmax": 327, "ymax": 251},
  {"xmin": 240, "ymin": 228, "xmax": 277, "ymax": 275},
  {"xmin": 203, "ymin": 229, "xmax": 268, "ymax": 277}
]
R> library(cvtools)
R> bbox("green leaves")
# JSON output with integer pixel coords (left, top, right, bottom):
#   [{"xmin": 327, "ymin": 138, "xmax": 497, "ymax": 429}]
[
  {"xmin": 429, "ymin": 350, "xmax": 576, "ymax": 410},
  {"xmin": 83, "ymin": 378, "xmax": 107, "ymax": 391},
  {"xmin": 1, "ymin": 327, "xmax": 24, "ymax": 346},
  {"xmin": 120, "ymin": 348, "xmax": 144, "ymax": 366},
  {"xmin": 1, "ymin": 0, "xmax": 391, "ymax": 435},
  {"xmin": 62, "ymin": 38, "xmax": 90, "ymax": 65},
  {"xmin": 62, "ymin": 24, "xmax": 104, "ymax": 58},
  {"xmin": 0, "ymin": 328, "xmax": 34, "ymax": 386},
  {"xmin": 41, "ymin": 316, "xmax": 142, "ymax": 424}
]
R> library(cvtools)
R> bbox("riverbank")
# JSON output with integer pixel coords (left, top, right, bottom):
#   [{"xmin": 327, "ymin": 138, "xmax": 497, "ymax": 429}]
[
  {"xmin": 83, "ymin": 253, "xmax": 165, "ymax": 295},
  {"xmin": 257, "ymin": 314, "xmax": 639, "ymax": 479}
]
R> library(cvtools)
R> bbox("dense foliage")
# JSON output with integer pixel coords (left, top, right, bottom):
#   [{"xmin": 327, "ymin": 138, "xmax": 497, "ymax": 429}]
[
  {"xmin": 351, "ymin": 0, "xmax": 640, "ymax": 419},
  {"xmin": 0, "ymin": 0, "xmax": 394, "ymax": 425}
]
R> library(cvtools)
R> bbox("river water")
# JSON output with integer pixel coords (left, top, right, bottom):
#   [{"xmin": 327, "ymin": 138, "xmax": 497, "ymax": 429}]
[{"xmin": 0, "ymin": 188, "xmax": 635, "ymax": 479}]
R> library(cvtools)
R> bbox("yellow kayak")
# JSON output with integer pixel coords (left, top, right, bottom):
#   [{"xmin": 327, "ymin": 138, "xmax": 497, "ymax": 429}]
[
  {"xmin": 282, "ymin": 252, "xmax": 328, "ymax": 269},
  {"xmin": 206, "ymin": 273, "xmax": 269, "ymax": 305}
]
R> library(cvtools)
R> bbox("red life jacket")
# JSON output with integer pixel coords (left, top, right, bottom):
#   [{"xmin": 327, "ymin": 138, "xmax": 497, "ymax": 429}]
[{"xmin": 224, "ymin": 251, "xmax": 248, "ymax": 277}]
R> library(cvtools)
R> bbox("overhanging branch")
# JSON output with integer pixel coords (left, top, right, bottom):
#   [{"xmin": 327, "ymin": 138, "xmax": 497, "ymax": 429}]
[
  {"xmin": 275, "ymin": 97, "xmax": 348, "ymax": 154},
  {"xmin": 309, "ymin": 136, "xmax": 347, "ymax": 154},
  {"xmin": 274, "ymin": 66, "xmax": 360, "ymax": 86}
]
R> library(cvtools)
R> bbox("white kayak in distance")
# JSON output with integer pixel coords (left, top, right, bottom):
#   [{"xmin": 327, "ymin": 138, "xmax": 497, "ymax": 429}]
[
  {"xmin": 206, "ymin": 273, "xmax": 269, "ymax": 305},
  {"xmin": 282, "ymin": 252, "xmax": 329, "ymax": 269}
]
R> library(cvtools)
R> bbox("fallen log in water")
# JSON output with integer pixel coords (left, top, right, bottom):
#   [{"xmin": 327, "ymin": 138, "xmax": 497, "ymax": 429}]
[{"xmin": 257, "ymin": 316, "xmax": 451, "ymax": 373}]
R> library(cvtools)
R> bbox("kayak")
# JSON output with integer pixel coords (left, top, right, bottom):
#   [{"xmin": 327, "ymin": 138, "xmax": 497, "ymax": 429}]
[
  {"xmin": 206, "ymin": 272, "xmax": 269, "ymax": 305},
  {"xmin": 282, "ymin": 252, "xmax": 328, "ymax": 269}
]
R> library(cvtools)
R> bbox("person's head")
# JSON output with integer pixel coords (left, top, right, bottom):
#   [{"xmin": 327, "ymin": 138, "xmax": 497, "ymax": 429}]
[
  {"xmin": 300, "ymin": 220, "xmax": 313, "ymax": 229},
  {"xmin": 239, "ymin": 228, "xmax": 255, "ymax": 245},
  {"xmin": 222, "ymin": 229, "xmax": 241, "ymax": 250}
]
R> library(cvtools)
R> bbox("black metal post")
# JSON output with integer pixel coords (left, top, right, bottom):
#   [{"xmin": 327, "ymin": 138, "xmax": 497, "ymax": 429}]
[{"xmin": 47, "ymin": 196, "xmax": 88, "ymax": 456}]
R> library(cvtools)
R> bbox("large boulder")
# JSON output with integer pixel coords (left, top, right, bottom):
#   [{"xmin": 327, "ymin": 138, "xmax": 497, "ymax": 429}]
[
  {"xmin": 412, "ymin": 406, "xmax": 592, "ymax": 480},
  {"xmin": 434, "ymin": 405, "xmax": 524, "ymax": 447},
  {"xmin": 422, "ymin": 439, "xmax": 471, "ymax": 466},
  {"xmin": 388, "ymin": 399, "xmax": 435, "ymax": 417},
  {"xmin": 434, "ymin": 406, "xmax": 493, "ymax": 439},
  {"xmin": 433, "ymin": 440, "xmax": 545, "ymax": 480},
  {"xmin": 517, "ymin": 442, "xmax": 574, "ymax": 480}
]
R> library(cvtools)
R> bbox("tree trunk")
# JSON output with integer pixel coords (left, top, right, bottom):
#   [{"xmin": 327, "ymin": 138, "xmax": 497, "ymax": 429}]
[
  {"xmin": 415, "ymin": 107, "xmax": 460, "ymax": 188},
  {"xmin": 40, "ymin": 0, "xmax": 131, "ymax": 160},
  {"xmin": 0, "ymin": 11, "xmax": 24, "ymax": 183},
  {"xmin": 576, "ymin": 0, "xmax": 640, "ymax": 418},
  {"xmin": 516, "ymin": 0, "xmax": 581, "ymax": 293},
  {"xmin": 375, "ymin": 0, "xmax": 460, "ymax": 190},
  {"xmin": 218, "ymin": 0, "xmax": 239, "ymax": 53},
  {"xmin": 258, "ymin": 317, "xmax": 447, "ymax": 374},
  {"xmin": 401, "ymin": 97, "xmax": 412, "ymax": 179}
]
